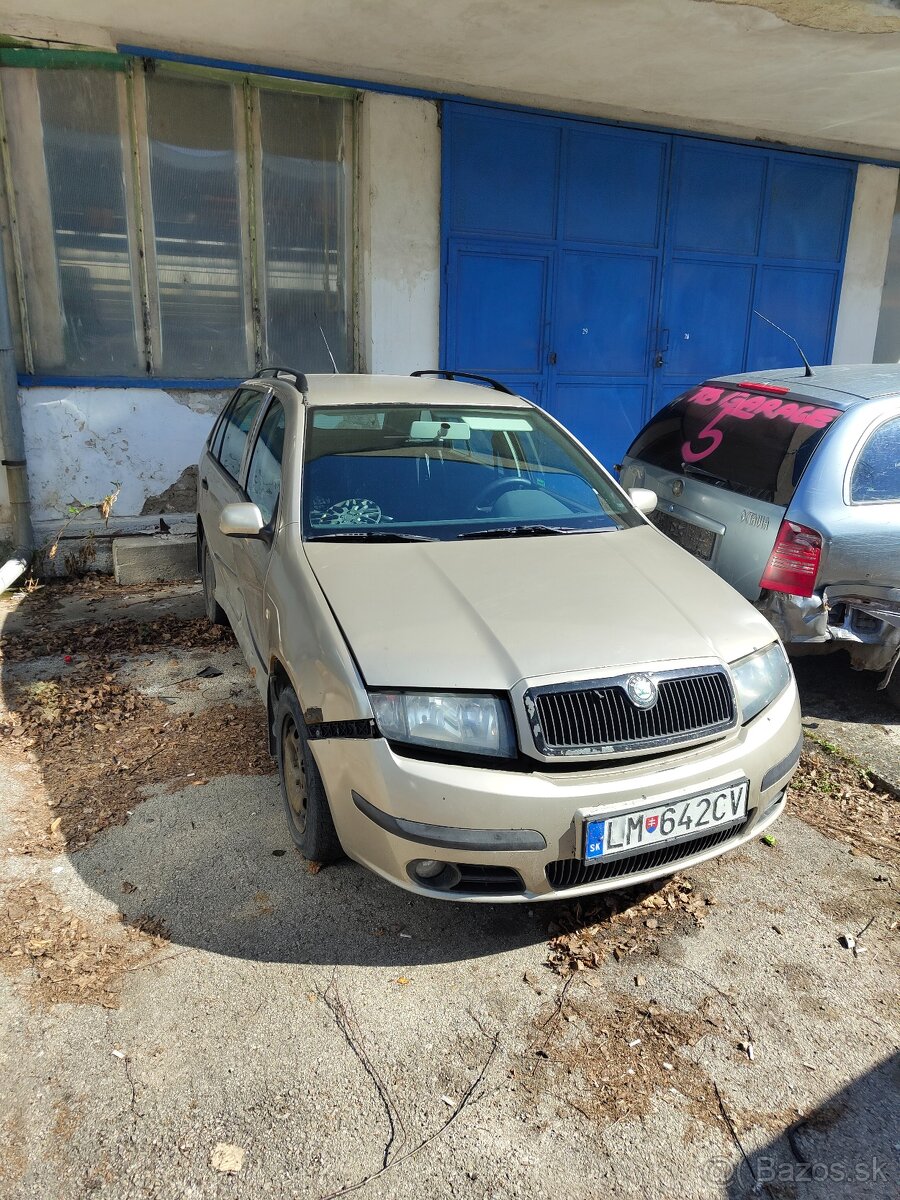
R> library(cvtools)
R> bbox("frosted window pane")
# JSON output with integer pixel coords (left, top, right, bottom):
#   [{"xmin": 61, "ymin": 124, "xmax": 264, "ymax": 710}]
[
  {"xmin": 874, "ymin": 186, "xmax": 900, "ymax": 364},
  {"xmin": 259, "ymin": 90, "xmax": 351, "ymax": 372},
  {"xmin": 37, "ymin": 71, "xmax": 140, "ymax": 374},
  {"xmin": 147, "ymin": 76, "xmax": 248, "ymax": 377}
]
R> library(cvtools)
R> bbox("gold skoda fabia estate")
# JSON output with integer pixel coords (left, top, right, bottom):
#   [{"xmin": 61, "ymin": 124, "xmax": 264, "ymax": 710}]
[{"xmin": 197, "ymin": 369, "xmax": 801, "ymax": 902}]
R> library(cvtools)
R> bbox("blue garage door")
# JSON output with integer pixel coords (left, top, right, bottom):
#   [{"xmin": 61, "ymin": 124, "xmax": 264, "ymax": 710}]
[{"xmin": 442, "ymin": 105, "xmax": 855, "ymax": 466}]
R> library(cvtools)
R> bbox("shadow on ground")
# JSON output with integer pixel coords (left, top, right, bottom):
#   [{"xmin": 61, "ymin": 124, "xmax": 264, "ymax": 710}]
[
  {"xmin": 726, "ymin": 1053, "xmax": 899, "ymax": 1200},
  {"xmin": 0, "ymin": 578, "xmax": 671, "ymax": 970},
  {"xmin": 793, "ymin": 650, "xmax": 897, "ymax": 728}
]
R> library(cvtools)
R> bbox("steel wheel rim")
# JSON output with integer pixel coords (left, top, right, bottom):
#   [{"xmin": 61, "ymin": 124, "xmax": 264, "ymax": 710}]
[{"xmin": 282, "ymin": 718, "xmax": 308, "ymax": 834}]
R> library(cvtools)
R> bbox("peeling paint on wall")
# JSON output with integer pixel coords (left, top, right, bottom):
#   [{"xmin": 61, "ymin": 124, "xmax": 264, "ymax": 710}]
[
  {"xmin": 19, "ymin": 387, "xmax": 224, "ymax": 522},
  {"xmin": 695, "ymin": 0, "xmax": 900, "ymax": 34}
]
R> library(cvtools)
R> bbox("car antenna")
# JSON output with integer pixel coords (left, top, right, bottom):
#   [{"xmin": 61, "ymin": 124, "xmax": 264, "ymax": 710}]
[
  {"xmin": 752, "ymin": 310, "xmax": 814, "ymax": 377},
  {"xmin": 314, "ymin": 312, "xmax": 339, "ymax": 374}
]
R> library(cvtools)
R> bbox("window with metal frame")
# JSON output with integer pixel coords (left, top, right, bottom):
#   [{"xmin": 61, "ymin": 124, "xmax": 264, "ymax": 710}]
[
  {"xmin": 0, "ymin": 55, "xmax": 355, "ymax": 381},
  {"xmin": 218, "ymin": 388, "xmax": 266, "ymax": 480},
  {"xmin": 246, "ymin": 399, "xmax": 286, "ymax": 525},
  {"xmin": 850, "ymin": 416, "xmax": 900, "ymax": 503}
]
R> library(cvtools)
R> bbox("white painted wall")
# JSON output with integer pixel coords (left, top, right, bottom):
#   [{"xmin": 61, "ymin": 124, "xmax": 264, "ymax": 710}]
[
  {"xmin": 358, "ymin": 92, "xmax": 441, "ymax": 374},
  {"xmin": 18, "ymin": 387, "xmax": 220, "ymax": 523},
  {"xmin": 832, "ymin": 163, "xmax": 900, "ymax": 365},
  {"xmin": 2, "ymin": 0, "xmax": 900, "ymax": 158}
]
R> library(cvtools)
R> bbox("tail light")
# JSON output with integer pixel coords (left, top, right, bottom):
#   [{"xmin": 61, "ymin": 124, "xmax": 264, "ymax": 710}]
[{"xmin": 760, "ymin": 520, "xmax": 822, "ymax": 598}]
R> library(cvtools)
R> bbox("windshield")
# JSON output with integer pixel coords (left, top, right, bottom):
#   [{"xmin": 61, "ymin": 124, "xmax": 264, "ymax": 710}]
[
  {"xmin": 302, "ymin": 404, "xmax": 641, "ymax": 540},
  {"xmin": 626, "ymin": 384, "xmax": 842, "ymax": 506}
]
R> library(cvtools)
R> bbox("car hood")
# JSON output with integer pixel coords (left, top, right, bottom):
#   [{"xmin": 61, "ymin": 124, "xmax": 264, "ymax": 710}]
[{"xmin": 303, "ymin": 525, "xmax": 777, "ymax": 690}]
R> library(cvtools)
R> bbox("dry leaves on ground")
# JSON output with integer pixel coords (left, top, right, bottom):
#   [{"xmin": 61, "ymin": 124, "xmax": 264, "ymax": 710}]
[
  {"xmin": 525, "ymin": 984, "xmax": 725, "ymax": 1125},
  {"xmin": 0, "ymin": 612, "xmax": 234, "ymax": 663},
  {"xmin": 0, "ymin": 879, "xmax": 169, "ymax": 1008},
  {"xmin": 546, "ymin": 876, "xmax": 716, "ymax": 976},
  {"xmin": 5, "ymin": 691, "xmax": 274, "ymax": 855},
  {"xmin": 791, "ymin": 744, "xmax": 899, "ymax": 867}
]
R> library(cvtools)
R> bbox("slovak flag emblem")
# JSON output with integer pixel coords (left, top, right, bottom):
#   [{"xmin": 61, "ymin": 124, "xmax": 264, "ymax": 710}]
[{"xmin": 645, "ymin": 815, "xmax": 659, "ymax": 833}]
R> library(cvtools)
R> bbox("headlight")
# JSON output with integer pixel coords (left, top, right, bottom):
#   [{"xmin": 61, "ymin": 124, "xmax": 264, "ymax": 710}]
[
  {"xmin": 369, "ymin": 690, "xmax": 516, "ymax": 758},
  {"xmin": 730, "ymin": 642, "xmax": 793, "ymax": 723}
]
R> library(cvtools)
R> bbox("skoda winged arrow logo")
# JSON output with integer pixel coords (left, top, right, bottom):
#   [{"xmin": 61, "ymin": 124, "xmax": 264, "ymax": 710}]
[{"xmin": 625, "ymin": 673, "xmax": 658, "ymax": 709}]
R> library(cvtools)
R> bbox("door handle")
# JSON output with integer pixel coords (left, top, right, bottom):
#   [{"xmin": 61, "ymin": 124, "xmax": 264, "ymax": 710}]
[
  {"xmin": 201, "ymin": 477, "xmax": 209, "ymax": 491},
  {"xmin": 548, "ymin": 351, "xmax": 558, "ymax": 365}
]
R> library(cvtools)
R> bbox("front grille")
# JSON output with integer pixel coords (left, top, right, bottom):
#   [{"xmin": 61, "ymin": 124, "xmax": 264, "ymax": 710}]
[
  {"xmin": 546, "ymin": 813, "xmax": 753, "ymax": 890},
  {"xmin": 527, "ymin": 668, "xmax": 735, "ymax": 756}
]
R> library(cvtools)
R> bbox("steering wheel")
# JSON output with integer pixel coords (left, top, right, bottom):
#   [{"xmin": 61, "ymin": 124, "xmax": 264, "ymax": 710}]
[
  {"xmin": 472, "ymin": 477, "xmax": 540, "ymax": 511},
  {"xmin": 317, "ymin": 498, "xmax": 383, "ymax": 526}
]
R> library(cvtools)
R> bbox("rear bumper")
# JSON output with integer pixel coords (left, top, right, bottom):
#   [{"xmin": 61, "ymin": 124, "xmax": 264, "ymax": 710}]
[
  {"xmin": 311, "ymin": 680, "xmax": 801, "ymax": 902},
  {"xmin": 759, "ymin": 588, "xmax": 900, "ymax": 673}
]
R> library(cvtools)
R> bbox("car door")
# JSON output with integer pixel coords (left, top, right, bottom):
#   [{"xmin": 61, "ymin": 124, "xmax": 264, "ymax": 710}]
[
  {"xmin": 230, "ymin": 396, "xmax": 287, "ymax": 672},
  {"xmin": 199, "ymin": 384, "xmax": 270, "ymax": 621},
  {"xmin": 838, "ymin": 413, "xmax": 900, "ymax": 586}
]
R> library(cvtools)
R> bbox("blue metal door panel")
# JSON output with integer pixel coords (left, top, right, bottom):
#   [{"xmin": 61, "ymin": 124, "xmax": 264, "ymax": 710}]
[
  {"xmin": 764, "ymin": 160, "xmax": 855, "ymax": 261},
  {"xmin": 553, "ymin": 383, "xmax": 647, "ymax": 465},
  {"xmin": 562, "ymin": 128, "xmax": 667, "ymax": 247},
  {"xmin": 445, "ymin": 110, "xmax": 560, "ymax": 239},
  {"xmin": 554, "ymin": 251, "xmax": 657, "ymax": 375},
  {"xmin": 444, "ymin": 242, "xmax": 550, "ymax": 402},
  {"xmin": 655, "ymin": 138, "xmax": 854, "ymax": 410},
  {"xmin": 441, "ymin": 104, "xmax": 855, "ymax": 464},
  {"xmin": 669, "ymin": 143, "xmax": 766, "ymax": 255},
  {"xmin": 747, "ymin": 267, "xmax": 838, "ymax": 369},
  {"xmin": 662, "ymin": 260, "xmax": 755, "ymax": 382}
]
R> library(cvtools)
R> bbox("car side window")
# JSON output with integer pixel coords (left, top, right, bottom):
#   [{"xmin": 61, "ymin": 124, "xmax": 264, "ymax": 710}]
[
  {"xmin": 218, "ymin": 388, "xmax": 265, "ymax": 480},
  {"xmin": 850, "ymin": 417, "xmax": 900, "ymax": 503},
  {"xmin": 246, "ymin": 400, "xmax": 286, "ymax": 526}
]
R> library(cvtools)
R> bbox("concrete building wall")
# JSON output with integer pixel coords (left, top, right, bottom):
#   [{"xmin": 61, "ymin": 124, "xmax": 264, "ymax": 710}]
[
  {"xmin": 358, "ymin": 93, "xmax": 441, "ymax": 375},
  {"xmin": 832, "ymin": 163, "xmax": 900, "ymax": 365}
]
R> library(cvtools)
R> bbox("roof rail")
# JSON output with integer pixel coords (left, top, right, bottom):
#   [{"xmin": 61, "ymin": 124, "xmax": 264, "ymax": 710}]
[
  {"xmin": 410, "ymin": 369, "xmax": 515, "ymax": 395},
  {"xmin": 254, "ymin": 366, "xmax": 309, "ymax": 392}
]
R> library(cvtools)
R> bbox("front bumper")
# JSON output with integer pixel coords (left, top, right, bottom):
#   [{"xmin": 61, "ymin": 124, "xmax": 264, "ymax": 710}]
[{"xmin": 311, "ymin": 680, "xmax": 801, "ymax": 902}]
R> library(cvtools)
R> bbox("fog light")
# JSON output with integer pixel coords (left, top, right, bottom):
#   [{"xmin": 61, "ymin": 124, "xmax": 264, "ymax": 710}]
[{"xmin": 412, "ymin": 859, "xmax": 444, "ymax": 879}]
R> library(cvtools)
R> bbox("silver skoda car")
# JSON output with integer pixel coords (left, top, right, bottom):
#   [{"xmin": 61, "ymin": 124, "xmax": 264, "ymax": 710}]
[
  {"xmin": 197, "ymin": 368, "xmax": 801, "ymax": 902},
  {"xmin": 620, "ymin": 366, "xmax": 900, "ymax": 706}
]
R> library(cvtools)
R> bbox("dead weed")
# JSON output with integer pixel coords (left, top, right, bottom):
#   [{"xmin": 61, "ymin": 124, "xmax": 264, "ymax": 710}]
[
  {"xmin": 546, "ymin": 876, "xmax": 716, "ymax": 975},
  {"xmin": 4, "ymin": 693, "xmax": 274, "ymax": 855},
  {"xmin": 0, "ymin": 612, "xmax": 234, "ymax": 664},
  {"xmin": 0, "ymin": 879, "xmax": 169, "ymax": 1008},
  {"xmin": 525, "ymin": 986, "xmax": 720, "ymax": 1124},
  {"xmin": 791, "ymin": 745, "xmax": 899, "ymax": 866}
]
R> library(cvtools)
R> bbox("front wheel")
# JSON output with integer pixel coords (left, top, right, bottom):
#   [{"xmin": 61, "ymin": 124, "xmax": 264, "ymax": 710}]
[{"xmin": 275, "ymin": 685, "xmax": 343, "ymax": 864}]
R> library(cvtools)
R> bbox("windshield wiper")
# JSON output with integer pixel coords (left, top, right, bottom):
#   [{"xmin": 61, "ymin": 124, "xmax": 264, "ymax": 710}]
[
  {"xmin": 306, "ymin": 530, "xmax": 436, "ymax": 542},
  {"xmin": 680, "ymin": 462, "xmax": 734, "ymax": 489},
  {"xmin": 456, "ymin": 524, "xmax": 575, "ymax": 540}
]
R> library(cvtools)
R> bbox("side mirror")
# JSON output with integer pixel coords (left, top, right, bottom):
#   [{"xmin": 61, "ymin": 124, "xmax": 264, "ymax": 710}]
[
  {"xmin": 628, "ymin": 487, "xmax": 658, "ymax": 516},
  {"xmin": 219, "ymin": 502, "xmax": 266, "ymax": 538}
]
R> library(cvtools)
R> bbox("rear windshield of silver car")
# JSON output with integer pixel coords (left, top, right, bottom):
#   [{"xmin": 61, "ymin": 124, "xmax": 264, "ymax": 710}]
[
  {"xmin": 302, "ymin": 405, "xmax": 642, "ymax": 540},
  {"xmin": 627, "ymin": 384, "xmax": 843, "ymax": 506}
]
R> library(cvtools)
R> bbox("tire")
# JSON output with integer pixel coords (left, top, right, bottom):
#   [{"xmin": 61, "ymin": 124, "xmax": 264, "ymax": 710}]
[
  {"xmin": 275, "ymin": 685, "xmax": 343, "ymax": 864},
  {"xmin": 201, "ymin": 538, "xmax": 228, "ymax": 627}
]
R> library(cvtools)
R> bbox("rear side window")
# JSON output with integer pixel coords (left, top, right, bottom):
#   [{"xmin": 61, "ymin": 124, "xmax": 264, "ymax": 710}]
[
  {"xmin": 627, "ymin": 384, "xmax": 842, "ymax": 506},
  {"xmin": 218, "ymin": 388, "xmax": 264, "ymax": 480},
  {"xmin": 850, "ymin": 416, "xmax": 900, "ymax": 502},
  {"xmin": 246, "ymin": 401, "xmax": 286, "ymax": 524}
]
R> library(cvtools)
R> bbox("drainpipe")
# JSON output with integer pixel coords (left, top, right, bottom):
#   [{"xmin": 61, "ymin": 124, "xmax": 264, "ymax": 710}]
[{"xmin": 0, "ymin": 233, "xmax": 34, "ymax": 594}]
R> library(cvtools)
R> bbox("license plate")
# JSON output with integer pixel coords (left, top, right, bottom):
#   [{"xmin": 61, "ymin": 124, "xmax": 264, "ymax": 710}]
[
  {"xmin": 583, "ymin": 780, "xmax": 748, "ymax": 862},
  {"xmin": 652, "ymin": 512, "xmax": 716, "ymax": 562}
]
